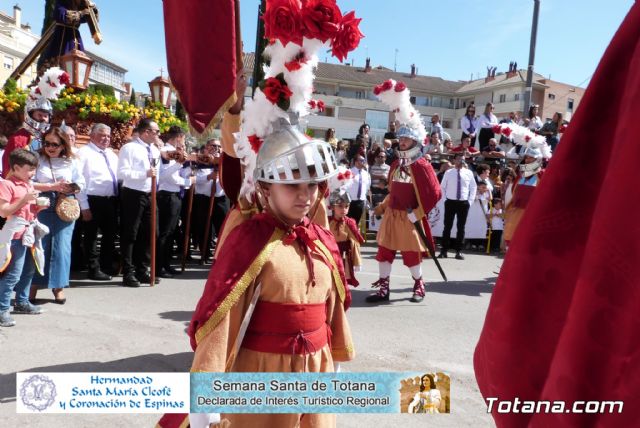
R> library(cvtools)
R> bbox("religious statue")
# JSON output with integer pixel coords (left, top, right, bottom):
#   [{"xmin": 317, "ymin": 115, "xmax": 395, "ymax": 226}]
[{"xmin": 38, "ymin": 0, "xmax": 102, "ymax": 73}]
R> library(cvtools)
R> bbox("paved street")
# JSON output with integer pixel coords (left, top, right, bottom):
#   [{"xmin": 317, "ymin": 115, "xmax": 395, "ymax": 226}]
[{"xmin": 0, "ymin": 242, "xmax": 500, "ymax": 428}]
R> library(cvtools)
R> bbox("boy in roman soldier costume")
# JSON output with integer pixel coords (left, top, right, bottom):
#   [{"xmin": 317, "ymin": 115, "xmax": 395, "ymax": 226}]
[
  {"xmin": 490, "ymin": 123, "xmax": 551, "ymax": 248},
  {"xmin": 503, "ymin": 147, "xmax": 544, "ymax": 246},
  {"xmin": 2, "ymin": 68, "xmax": 69, "ymax": 178},
  {"xmin": 186, "ymin": 119, "xmax": 354, "ymax": 428},
  {"xmin": 328, "ymin": 189, "xmax": 364, "ymax": 287},
  {"xmin": 368, "ymin": 80, "xmax": 442, "ymax": 303},
  {"xmin": 158, "ymin": 1, "xmax": 364, "ymax": 426}
]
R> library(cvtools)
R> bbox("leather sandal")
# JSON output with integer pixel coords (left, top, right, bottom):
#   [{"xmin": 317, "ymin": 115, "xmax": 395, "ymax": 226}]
[{"xmin": 52, "ymin": 288, "xmax": 66, "ymax": 305}]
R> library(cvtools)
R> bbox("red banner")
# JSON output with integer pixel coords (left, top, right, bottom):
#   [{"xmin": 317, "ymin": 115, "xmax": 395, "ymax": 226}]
[
  {"xmin": 474, "ymin": 3, "xmax": 640, "ymax": 427},
  {"xmin": 163, "ymin": 0, "xmax": 237, "ymax": 134}
]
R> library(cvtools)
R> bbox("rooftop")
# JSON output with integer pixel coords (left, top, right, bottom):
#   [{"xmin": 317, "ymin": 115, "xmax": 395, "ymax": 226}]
[{"xmin": 242, "ymin": 52, "xmax": 464, "ymax": 94}]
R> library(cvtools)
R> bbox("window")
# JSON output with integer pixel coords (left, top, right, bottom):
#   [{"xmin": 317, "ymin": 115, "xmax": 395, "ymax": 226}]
[
  {"xmin": 318, "ymin": 106, "xmax": 335, "ymax": 117},
  {"xmin": 567, "ymin": 98, "xmax": 574, "ymax": 111},
  {"xmin": 355, "ymin": 91, "xmax": 364, "ymax": 99},
  {"xmin": 365, "ymin": 110, "xmax": 390, "ymax": 131},
  {"xmin": 432, "ymin": 96, "xmax": 442, "ymax": 107},
  {"xmin": 548, "ymin": 93, "xmax": 556, "ymax": 100},
  {"xmin": 4, "ymin": 56, "xmax": 14, "ymax": 70},
  {"xmin": 338, "ymin": 107, "xmax": 365, "ymax": 120},
  {"xmin": 514, "ymin": 93, "xmax": 520, "ymax": 101},
  {"xmin": 499, "ymin": 94, "xmax": 506, "ymax": 103},
  {"xmin": 449, "ymin": 98, "xmax": 454, "ymax": 109}
]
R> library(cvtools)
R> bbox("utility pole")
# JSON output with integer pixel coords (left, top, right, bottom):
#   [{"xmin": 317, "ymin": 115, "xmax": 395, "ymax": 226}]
[
  {"xmin": 394, "ymin": 48, "xmax": 398, "ymax": 72},
  {"xmin": 523, "ymin": 0, "xmax": 541, "ymax": 116}
]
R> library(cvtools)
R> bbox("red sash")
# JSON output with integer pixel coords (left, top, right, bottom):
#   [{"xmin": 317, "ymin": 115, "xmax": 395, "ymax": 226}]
[{"xmin": 242, "ymin": 301, "xmax": 330, "ymax": 356}]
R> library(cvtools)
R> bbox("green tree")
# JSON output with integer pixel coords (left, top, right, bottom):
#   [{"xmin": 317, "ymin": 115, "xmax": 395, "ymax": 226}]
[
  {"xmin": 129, "ymin": 89, "xmax": 136, "ymax": 105},
  {"xmin": 37, "ymin": 0, "xmax": 57, "ymax": 70},
  {"xmin": 42, "ymin": 0, "xmax": 56, "ymax": 36},
  {"xmin": 175, "ymin": 99, "xmax": 186, "ymax": 121},
  {"xmin": 2, "ymin": 78, "xmax": 18, "ymax": 94},
  {"xmin": 88, "ymin": 83, "xmax": 115, "ymax": 97}
]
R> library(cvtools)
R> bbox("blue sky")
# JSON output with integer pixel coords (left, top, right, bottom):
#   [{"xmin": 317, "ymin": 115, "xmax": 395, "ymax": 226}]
[{"xmin": 8, "ymin": 0, "xmax": 634, "ymax": 93}]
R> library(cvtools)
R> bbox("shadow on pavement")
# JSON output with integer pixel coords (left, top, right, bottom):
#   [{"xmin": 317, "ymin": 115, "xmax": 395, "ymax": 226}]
[
  {"xmin": 348, "ymin": 276, "xmax": 496, "ymax": 308},
  {"xmin": 159, "ymin": 311, "xmax": 193, "ymax": 323},
  {"xmin": 0, "ymin": 352, "xmax": 193, "ymax": 403}
]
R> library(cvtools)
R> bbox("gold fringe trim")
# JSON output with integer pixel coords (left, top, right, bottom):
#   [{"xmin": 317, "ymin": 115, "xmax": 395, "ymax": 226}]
[
  {"xmin": 175, "ymin": 89, "xmax": 237, "ymax": 141},
  {"xmin": 313, "ymin": 239, "xmax": 346, "ymax": 303},
  {"xmin": 332, "ymin": 343, "xmax": 355, "ymax": 361},
  {"xmin": 195, "ymin": 228, "xmax": 285, "ymax": 345},
  {"xmin": 409, "ymin": 168, "xmax": 427, "ymax": 232}
]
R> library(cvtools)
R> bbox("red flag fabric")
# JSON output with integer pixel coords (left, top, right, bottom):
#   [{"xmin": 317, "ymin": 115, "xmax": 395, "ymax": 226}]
[
  {"xmin": 474, "ymin": 4, "xmax": 640, "ymax": 427},
  {"xmin": 163, "ymin": 0, "xmax": 237, "ymax": 134}
]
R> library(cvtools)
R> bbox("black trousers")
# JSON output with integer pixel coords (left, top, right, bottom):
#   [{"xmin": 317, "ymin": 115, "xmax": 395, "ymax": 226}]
[
  {"xmin": 156, "ymin": 191, "xmax": 182, "ymax": 271},
  {"xmin": 490, "ymin": 230, "xmax": 503, "ymax": 252},
  {"xmin": 191, "ymin": 194, "xmax": 230, "ymax": 252},
  {"xmin": 479, "ymin": 128, "xmax": 494, "ymax": 152},
  {"xmin": 71, "ymin": 219, "xmax": 85, "ymax": 270},
  {"xmin": 347, "ymin": 200, "xmax": 365, "ymax": 224},
  {"xmin": 442, "ymin": 199, "xmax": 470, "ymax": 252},
  {"xmin": 120, "ymin": 187, "xmax": 156, "ymax": 277},
  {"xmin": 83, "ymin": 195, "xmax": 119, "ymax": 273}
]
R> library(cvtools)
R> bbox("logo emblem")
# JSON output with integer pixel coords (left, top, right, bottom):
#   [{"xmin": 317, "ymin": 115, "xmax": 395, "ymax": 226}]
[{"xmin": 20, "ymin": 375, "xmax": 56, "ymax": 412}]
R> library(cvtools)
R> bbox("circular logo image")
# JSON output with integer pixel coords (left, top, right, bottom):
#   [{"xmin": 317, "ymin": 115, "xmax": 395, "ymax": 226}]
[{"xmin": 20, "ymin": 375, "xmax": 57, "ymax": 412}]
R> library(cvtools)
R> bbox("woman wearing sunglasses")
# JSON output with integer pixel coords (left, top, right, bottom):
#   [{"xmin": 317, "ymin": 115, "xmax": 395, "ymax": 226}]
[{"xmin": 29, "ymin": 127, "xmax": 85, "ymax": 304}]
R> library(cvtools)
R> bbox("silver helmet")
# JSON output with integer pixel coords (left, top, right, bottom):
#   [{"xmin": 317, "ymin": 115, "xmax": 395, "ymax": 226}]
[
  {"xmin": 396, "ymin": 124, "xmax": 424, "ymax": 165},
  {"xmin": 254, "ymin": 120, "xmax": 338, "ymax": 184},
  {"xmin": 329, "ymin": 189, "xmax": 351, "ymax": 206},
  {"xmin": 24, "ymin": 95, "xmax": 52, "ymax": 136},
  {"xmin": 520, "ymin": 147, "xmax": 542, "ymax": 177}
]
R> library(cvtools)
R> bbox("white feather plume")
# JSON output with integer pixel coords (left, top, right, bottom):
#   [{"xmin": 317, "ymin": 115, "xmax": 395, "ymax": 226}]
[
  {"xmin": 328, "ymin": 165, "xmax": 354, "ymax": 195},
  {"xmin": 234, "ymin": 37, "xmax": 328, "ymax": 199},
  {"xmin": 493, "ymin": 122, "xmax": 552, "ymax": 158},
  {"xmin": 37, "ymin": 67, "xmax": 69, "ymax": 99},
  {"xmin": 374, "ymin": 79, "xmax": 426, "ymax": 142}
]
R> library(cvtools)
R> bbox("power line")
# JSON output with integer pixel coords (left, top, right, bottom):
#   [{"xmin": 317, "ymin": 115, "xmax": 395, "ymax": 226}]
[{"xmin": 542, "ymin": 73, "xmax": 592, "ymax": 111}]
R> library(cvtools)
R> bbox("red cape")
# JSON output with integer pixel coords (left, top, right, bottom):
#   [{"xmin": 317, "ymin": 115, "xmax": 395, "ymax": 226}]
[
  {"xmin": 188, "ymin": 212, "xmax": 350, "ymax": 351},
  {"xmin": 2, "ymin": 128, "xmax": 31, "ymax": 178},
  {"xmin": 158, "ymin": 214, "xmax": 350, "ymax": 428},
  {"xmin": 389, "ymin": 157, "xmax": 442, "ymax": 249},
  {"xmin": 474, "ymin": 4, "xmax": 640, "ymax": 427},
  {"xmin": 329, "ymin": 215, "xmax": 365, "ymax": 244}
]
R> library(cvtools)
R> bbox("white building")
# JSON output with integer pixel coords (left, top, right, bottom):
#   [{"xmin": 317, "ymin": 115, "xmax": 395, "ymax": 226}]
[
  {"xmin": 86, "ymin": 50, "xmax": 128, "ymax": 100},
  {"xmin": 242, "ymin": 53, "xmax": 584, "ymax": 143},
  {"xmin": 0, "ymin": 5, "xmax": 38, "ymax": 88},
  {"xmin": 0, "ymin": 4, "xmax": 128, "ymax": 100}
]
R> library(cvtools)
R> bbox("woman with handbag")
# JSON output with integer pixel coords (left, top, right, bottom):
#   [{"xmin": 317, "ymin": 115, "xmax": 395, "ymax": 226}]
[{"xmin": 29, "ymin": 127, "xmax": 85, "ymax": 304}]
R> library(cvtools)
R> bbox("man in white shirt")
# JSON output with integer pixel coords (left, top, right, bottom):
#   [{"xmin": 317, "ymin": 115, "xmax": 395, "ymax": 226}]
[
  {"xmin": 190, "ymin": 139, "xmax": 228, "ymax": 262},
  {"xmin": 157, "ymin": 126, "xmax": 194, "ymax": 278},
  {"xmin": 346, "ymin": 155, "xmax": 370, "ymax": 225},
  {"xmin": 117, "ymin": 118, "xmax": 162, "ymax": 287},
  {"xmin": 439, "ymin": 153, "xmax": 477, "ymax": 260},
  {"xmin": 77, "ymin": 123, "xmax": 119, "ymax": 281}
]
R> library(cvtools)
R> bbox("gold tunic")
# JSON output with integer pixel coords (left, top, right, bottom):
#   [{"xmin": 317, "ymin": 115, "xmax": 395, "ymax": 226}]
[{"xmin": 192, "ymin": 239, "xmax": 355, "ymax": 428}]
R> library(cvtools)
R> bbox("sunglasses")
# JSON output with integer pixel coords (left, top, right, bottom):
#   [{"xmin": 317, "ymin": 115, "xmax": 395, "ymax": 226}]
[
  {"xmin": 44, "ymin": 142, "xmax": 62, "ymax": 148},
  {"xmin": 146, "ymin": 129, "xmax": 161, "ymax": 135}
]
